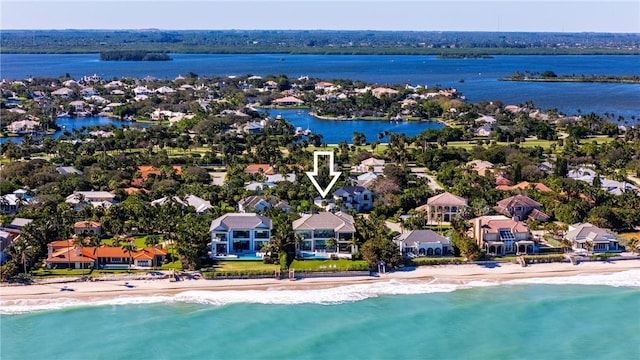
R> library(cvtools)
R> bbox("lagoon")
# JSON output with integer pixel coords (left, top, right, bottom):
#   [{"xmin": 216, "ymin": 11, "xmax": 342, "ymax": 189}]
[
  {"xmin": 1, "ymin": 110, "xmax": 442, "ymax": 145},
  {"xmin": 266, "ymin": 109, "xmax": 443, "ymax": 144},
  {"xmin": 0, "ymin": 116, "xmax": 150, "ymax": 144}
]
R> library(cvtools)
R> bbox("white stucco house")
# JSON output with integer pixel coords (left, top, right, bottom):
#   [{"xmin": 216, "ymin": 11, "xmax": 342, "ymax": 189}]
[
  {"xmin": 394, "ymin": 230, "xmax": 451, "ymax": 257},
  {"xmin": 564, "ymin": 223, "xmax": 619, "ymax": 253},
  {"xmin": 292, "ymin": 212, "xmax": 357, "ymax": 255},
  {"xmin": 209, "ymin": 213, "xmax": 272, "ymax": 256}
]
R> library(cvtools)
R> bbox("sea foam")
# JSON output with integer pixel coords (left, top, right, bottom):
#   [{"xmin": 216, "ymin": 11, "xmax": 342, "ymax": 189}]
[
  {"xmin": 506, "ymin": 269, "xmax": 640, "ymax": 287},
  {"xmin": 2, "ymin": 270, "xmax": 638, "ymax": 315}
]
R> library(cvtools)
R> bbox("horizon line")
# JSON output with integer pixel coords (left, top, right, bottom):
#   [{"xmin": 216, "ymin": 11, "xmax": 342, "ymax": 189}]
[{"xmin": 2, "ymin": 29, "xmax": 639, "ymax": 35}]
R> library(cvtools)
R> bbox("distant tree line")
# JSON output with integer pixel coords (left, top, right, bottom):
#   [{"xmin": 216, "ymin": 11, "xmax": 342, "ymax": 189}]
[
  {"xmin": 502, "ymin": 71, "xmax": 640, "ymax": 84},
  {"xmin": 2, "ymin": 30, "xmax": 639, "ymax": 55},
  {"xmin": 99, "ymin": 51, "xmax": 172, "ymax": 61}
]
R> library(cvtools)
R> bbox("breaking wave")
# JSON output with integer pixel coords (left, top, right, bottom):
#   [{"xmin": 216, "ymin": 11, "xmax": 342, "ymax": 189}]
[{"xmin": 2, "ymin": 270, "xmax": 638, "ymax": 315}]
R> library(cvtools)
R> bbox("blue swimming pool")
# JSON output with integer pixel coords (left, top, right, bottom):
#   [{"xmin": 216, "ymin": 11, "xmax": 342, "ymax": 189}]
[
  {"xmin": 300, "ymin": 252, "xmax": 330, "ymax": 260},
  {"xmin": 213, "ymin": 254, "xmax": 264, "ymax": 261}
]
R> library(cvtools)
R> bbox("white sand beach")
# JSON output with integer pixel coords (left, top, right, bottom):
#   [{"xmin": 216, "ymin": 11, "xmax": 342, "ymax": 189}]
[{"xmin": 1, "ymin": 260, "xmax": 638, "ymax": 305}]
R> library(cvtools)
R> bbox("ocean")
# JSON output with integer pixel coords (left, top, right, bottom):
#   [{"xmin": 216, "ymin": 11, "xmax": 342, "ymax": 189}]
[{"xmin": 1, "ymin": 270, "xmax": 639, "ymax": 360}]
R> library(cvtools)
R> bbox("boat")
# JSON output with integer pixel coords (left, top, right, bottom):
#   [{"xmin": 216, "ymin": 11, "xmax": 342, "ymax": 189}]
[
  {"xmin": 57, "ymin": 112, "xmax": 70, "ymax": 118},
  {"xmin": 295, "ymin": 127, "xmax": 303, "ymax": 135},
  {"xmin": 302, "ymin": 122, "xmax": 311, "ymax": 136}
]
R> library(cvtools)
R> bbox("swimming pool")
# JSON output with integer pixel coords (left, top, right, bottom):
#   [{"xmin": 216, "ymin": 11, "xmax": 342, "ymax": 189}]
[
  {"xmin": 300, "ymin": 252, "xmax": 330, "ymax": 260},
  {"xmin": 213, "ymin": 254, "xmax": 264, "ymax": 261}
]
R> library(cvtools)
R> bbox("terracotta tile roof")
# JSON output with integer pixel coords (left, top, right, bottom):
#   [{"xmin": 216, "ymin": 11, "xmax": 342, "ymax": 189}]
[
  {"xmin": 496, "ymin": 194, "xmax": 541, "ymax": 209},
  {"xmin": 138, "ymin": 165, "xmax": 161, "ymax": 179},
  {"xmin": 244, "ymin": 164, "xmax": 276, "ymax": 175},
  {"xmin": 496, "ymin": 181, "xmax": 553, "ymax": 193},
  {"xmin": 476, "ymin": 216, "xmax": 530, "ymax": 234},
  {"xmin": 138, "ymin": 165, "xmax": 182, "ymax": 179},
  {"xmin": 495, "ymin": 175, "xmax": 512, "ymax": 186},
  {"xmin": 50, "ymin": 239, "xmax": 75, "ymax": 249},
  {"xmin": 124, "ymin": 187, "xmax": 149, "ymax": 194},
  {"xmin": 47, "ymin": 247, "xmax": 96, "ymax": 263},
  {"xmin": 528, "ymin": 209, "xmax": 550, "ymax": 221},
  {"xmin": 426, "ymin": 192, "xmax": 468, "ymax": 207},
  {"xmin": 73, "ymin": 220, "xmax": 101, "ymax": 228}
]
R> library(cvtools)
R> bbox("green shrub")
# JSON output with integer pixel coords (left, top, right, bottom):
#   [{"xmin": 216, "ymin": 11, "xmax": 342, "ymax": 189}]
[{"xmin": 408, "ymin": 257, "xmax": 465, "ymax": 266}]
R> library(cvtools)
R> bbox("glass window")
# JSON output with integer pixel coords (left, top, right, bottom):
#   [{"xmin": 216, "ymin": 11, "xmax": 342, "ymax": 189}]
[
  {"xmin": 314, "ymin": 229, "xmax": 335, "ymax": 238},
  {"xmin": 255, "ymin": 230, "xmax": 270, "ymax": 239},
  {"xmin": 297, "ymin": 231, "xmax": 312, "ymax": 239},
  {"xmin": 213, "ymin": 233, "xmax": 226, "ymax": 241},
  {"xmin": 300, "ymin": 240, "xmax": 312, "ymax": 251},
  {"xmin": 254, "ymin": 240, "xmax": 268, "ymax": 251},
  {"xmin": 233, "ymin": 230, "xmax": 250, "ymax": 239},
  {"xmin": 233, "ymin": 240, "xmax": 250, "ymax": 251}
]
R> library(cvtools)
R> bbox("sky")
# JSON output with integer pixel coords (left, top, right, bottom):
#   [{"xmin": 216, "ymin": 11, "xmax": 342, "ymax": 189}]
[{"xmin": 1, "ymin": 0, "xmax": 639, "ymax": 33}]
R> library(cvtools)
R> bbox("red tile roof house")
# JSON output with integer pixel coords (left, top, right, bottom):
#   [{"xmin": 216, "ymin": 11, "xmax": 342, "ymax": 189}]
[
  {"xmin": 272, "ymin": 96, "xmax": 305, "ymax": 106},
  {"xmin": 495, "ymin": 181, "xmax": 553, "ymax": 193},
  {"xmin": 494, "ymin": 194, "xmax": 550, "ymax": 222},
  {"xmin": 244, "ymin": 164, "xmax": 276, "ymax": 175},
  {"xmin": 46, "ymin": 240, "xmax": 167, "ymax": 270},
  {"xmin": 469, "ymin": 215, "xmax": 535, "ymax": 256},
  {"xmin": 73, "ymin": 221, "xmax": 102, "ymax": 236},
  {"xmin": 416, "ymin": 191, "xmax": 468, "ymax": 224}
]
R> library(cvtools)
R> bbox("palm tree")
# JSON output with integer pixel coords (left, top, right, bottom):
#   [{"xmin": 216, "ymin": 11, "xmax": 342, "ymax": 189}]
[
  {"xmin": 348, "ymin": 237, "xmax": 359, "ymax": 254},
  {"xmin": 326, "ymin": 237, "xmax": 337, "ymax": 253},
  {"xmin": 625, "ymin": 237, "xmax": 639, "ymax": 255},
  {"xmin": 8, "ymin": 237, "xmax": 34, "ymax": 275},
  {"xmin": 72, "ymin": 236, "xmax": 87, "ymax": 276},
  {"xmin": 583, "ymin": 240, "xmax": 595, "ymax": 255},
  {"xmin": 560, "ymin": 238, "xmax": 574, "ymax": 253},
  {"xmin": 145, "ymin": 235, "xmax": 161, "ymax": 269},
  {"xmin": 118, "ymin": 237, "xmax": 137, "ymax": 272}
]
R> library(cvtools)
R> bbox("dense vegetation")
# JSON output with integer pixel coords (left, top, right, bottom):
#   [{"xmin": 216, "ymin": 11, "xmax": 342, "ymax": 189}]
[
  {"xmin": 1, "ymin": 73, "xmax": 639, "ymax": 280},
  {"xmin": 99, "ymin": 51, "xmax": 172, "ymax": 61},
  {"xmin": 2, "ymin": 30, "xmax": 639, "ymax": 55},
  {"xmin": 502, "ymin": 71, "xmax": 640, "ymax": 84}
]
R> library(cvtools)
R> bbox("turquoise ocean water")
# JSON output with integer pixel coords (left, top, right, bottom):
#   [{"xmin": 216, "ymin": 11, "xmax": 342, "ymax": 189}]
[{"xmin": 1, "ymin": 270, "xmax": 639, "ymax": 360}]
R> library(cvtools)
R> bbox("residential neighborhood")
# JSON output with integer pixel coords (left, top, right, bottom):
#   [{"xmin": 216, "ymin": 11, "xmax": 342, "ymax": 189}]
[{"xmin": 0, "ymin": 71, "xmax": 639, "ymax": 283}]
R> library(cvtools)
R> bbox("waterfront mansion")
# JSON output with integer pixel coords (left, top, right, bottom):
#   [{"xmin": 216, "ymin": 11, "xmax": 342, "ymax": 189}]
[{"xmin": 210, "ymin": 213, "xmax": 272, "ymax": 256}]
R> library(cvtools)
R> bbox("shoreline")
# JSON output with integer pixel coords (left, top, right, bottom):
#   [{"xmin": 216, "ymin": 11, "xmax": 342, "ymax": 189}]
[{"xmin": 2, "ymin": 260, "xmax": 638, "ymax": 307}]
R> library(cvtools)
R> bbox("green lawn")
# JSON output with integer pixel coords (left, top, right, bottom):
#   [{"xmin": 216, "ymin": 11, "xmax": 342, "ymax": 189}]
[
  {"xmin": 214, "ymin": 260, "xmax": 278, "ymax": 272},
  {"xmin": 290, "ymin": 259, "xmax": 369, "ymax": 271},
  {"xmin": 101, "ymin": 235, "xmax": 164, "ymax": 249}
]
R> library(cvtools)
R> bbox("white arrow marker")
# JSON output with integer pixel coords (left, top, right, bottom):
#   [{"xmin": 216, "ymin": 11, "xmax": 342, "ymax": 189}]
[{"xmin": 306, "ymin": 151, "xmax": 342, "ymax": 198}]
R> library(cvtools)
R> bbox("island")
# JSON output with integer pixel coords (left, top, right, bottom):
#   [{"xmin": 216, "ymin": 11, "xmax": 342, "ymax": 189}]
[
  {"xmin": 500, "ymin": 71, "xmax": 640, "ymax": 84},
  {"xmin": 99, "ymin": 50, "xmax": 172, "ymax": 61}
]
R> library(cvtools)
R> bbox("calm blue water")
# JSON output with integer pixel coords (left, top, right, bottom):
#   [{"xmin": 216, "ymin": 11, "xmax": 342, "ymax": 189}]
[
  {"xmin": 0, "ymin": 116, "xmax": 150, "ymax": 144},
  {"xmin": 0, "ymin": 109, "xmax": 439, "ymax": 144},
  {"xmin": 266, "ymin": 109, "xmax": 443, "ymax": 144},
  {"xmin": 1, "ymin": 53, "xmax": 639, "ymax": 120},
  {"xmin": 1, "ymin": 279, "xmax": 639, "ymax": 360}
]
